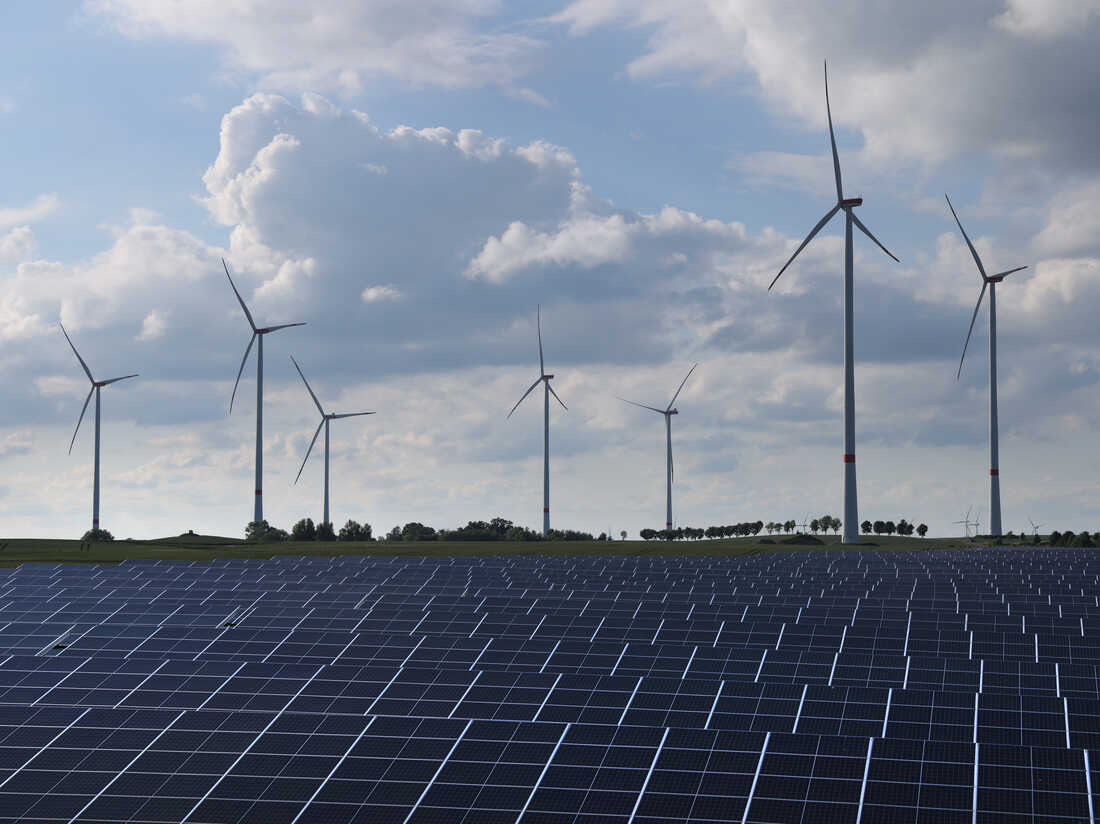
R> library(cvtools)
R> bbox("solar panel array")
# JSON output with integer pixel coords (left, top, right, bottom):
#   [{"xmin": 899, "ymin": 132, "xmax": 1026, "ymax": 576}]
[{"xmin": 0, "ymin": 548, "xmax": 1098, "ymax": 822}]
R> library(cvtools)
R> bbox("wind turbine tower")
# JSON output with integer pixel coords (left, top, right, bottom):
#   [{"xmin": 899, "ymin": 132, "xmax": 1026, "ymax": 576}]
[
  {"xmin": 508, "ymin": 306, "xmax": 567, "ymax": 536},
  {"xmin": 768, "ymin": 62, "xmax": 899, "ymax": 543},
  {"xmin": 618, "ymin": 363, "xmax": 697, "ymax": 530},
  {"xmin": 224, "ymin": 259, "xmax": 305, "ymax": 524},
  {"xmin": 947, "ymin": 195, "xmax": 1027, "ymax": 537},
  {"xmin": 290, "ymin": 355, "xmax": 375, "ymax": 527},
  {"xmin": 60, "ymin": 323, "xmax": 138, "ymax": 533}
]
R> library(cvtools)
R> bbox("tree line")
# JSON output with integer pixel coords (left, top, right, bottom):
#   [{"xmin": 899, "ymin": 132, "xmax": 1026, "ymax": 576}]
[
  {"xmin": 861, "ymin": 519, "xmax": 928, "ymax": 537},
  {"xmin": 243, "ymin": 517, "xmax": 596, "ymax": 543}
]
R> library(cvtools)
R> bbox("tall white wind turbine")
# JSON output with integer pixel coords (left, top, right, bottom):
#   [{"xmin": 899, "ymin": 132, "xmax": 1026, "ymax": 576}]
[
  {"xmin": 290, "ymin": 355, "xmax": 375, "ymax": 528},
  {"xmin": 618, "ymin": 364, "xmax": 697, "ymax": 530},
  {"xmin": 508, "ymin": 305, "xmax": 567, "ymax": 536},
  {"xmin": 60, "ymin": 323, "xmax": 138, "ymax": 534},
  {"xmin": 224, "ymin": 259, "xmax": 305, "ymax": 525},
  {"xmin": 768, "ymin": 62, "xmax": 900, "ymax": 544},
  {"xmin": 948, "ymin": 195, "xmax": 1027, "ymax": 538}
]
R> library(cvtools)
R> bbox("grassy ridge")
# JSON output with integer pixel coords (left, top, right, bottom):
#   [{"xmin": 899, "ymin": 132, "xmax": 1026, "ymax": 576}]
[{"xmin": 0, "ymin": 532, "xmax": 1006, "ymax": 566}]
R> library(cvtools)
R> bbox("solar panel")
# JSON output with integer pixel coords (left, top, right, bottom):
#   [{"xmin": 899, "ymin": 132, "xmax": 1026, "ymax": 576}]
[{"xmin": 0, "ymin": 548, "xmax": 1098, "ymax": 820}]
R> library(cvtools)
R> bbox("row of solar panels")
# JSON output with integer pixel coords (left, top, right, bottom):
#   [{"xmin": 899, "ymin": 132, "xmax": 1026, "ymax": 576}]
[
  {"xmin": 0, "ymin": 707, "xmax": 1092, "ymax": 823},
  {"xmin": 5, "ymin": 654, "xmax": 1100, "ymax": 749},
  {"xmin": 2, "ymin": 549, "xmax": 1099, "ymax": 822}
]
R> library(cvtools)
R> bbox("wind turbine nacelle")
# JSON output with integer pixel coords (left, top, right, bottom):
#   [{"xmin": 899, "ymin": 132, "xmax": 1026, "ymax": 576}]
[
  {"xmin": 668, "ymin": 409, "xmax": 679, "ymax": 415},
  {"xmin": 985, "ymin": 275, "xmax": 1005, "ymax": 283},
  {"xmin": 840, "ymin": 198, "xmax": 863, "ymax": 208},
  {"xmin": 543, "ymin": 374, "xmax": 554, "ymax": 380}
]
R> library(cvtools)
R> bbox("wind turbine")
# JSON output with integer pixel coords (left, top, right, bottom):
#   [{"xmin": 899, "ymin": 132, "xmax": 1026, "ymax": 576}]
[
  {"xmin": 947, "ymin": 195, "xmax": 1027, "ymax": 538},
  {"xmin": 224, "ymin": 259, "xmax": 305, "ymax": 524},
  {"xmin": 1028, "ymin": 517, "xmax": 1044, "ymax": 542},
  {"xmin": 508, "ymin": 305, "xmax": 567, "ymax": 536},
  {"xmin": 290, "ymin": 355, "xmax": 374, "ymax": 528},
  {"xmin": 618, "ymin": 364, "xmax": 697, "ymax": 530},
  {"xmin": 60, "ymin": 323, "xmax": 137, "ymax": 534},
  {"xmin": 768, "ymin": 62, "xmax": 899, "ymax": 544},
  {"xmin": 953, "ymin": 506, "xmax": 974, "ymax": 538}
]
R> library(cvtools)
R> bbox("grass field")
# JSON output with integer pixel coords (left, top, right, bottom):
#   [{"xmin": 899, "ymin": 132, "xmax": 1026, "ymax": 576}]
[{"xmin": 0, "ymin": 532, "xmax": 1026, "ymax": 566}]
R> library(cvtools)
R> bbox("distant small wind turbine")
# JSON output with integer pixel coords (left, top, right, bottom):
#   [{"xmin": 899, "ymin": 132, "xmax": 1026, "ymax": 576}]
[
  {"xmin": 290, "ymin": 355, "xmax": 374, "ymax": 528},
  {"xmin": 508, "ymin": 305, "xmax": 567, "ymax": 536},
  {"xmin": 618, "ymin": 363, "xmax": 697, "ymax": 530},
  {"xmin": 224, "ymin": 259, "xmax": 305, "ymax": 524},
  {"xmin": 768, "ymin": 62, "xmax": 899, "ymax": 544},
  {"xmin": 953, "ymin": 506, "xmax": 975, "ymax": 538},
  {"xmin": 60, "ymin": 323, "xmax": 137, "ymax": 534},
  {"xmin": 1028, "ymin": 517, "xmax": 1044, "ymax": 539},
  {"xmin": 947, "ymin": 195, "xmax": 1027, "ymax": 538}
]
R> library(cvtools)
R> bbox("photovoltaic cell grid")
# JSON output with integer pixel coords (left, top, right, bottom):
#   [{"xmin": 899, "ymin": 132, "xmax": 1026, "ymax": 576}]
[{"xmin": 0, "ymin": 550, "xmax": 1097, "ymax": 821}]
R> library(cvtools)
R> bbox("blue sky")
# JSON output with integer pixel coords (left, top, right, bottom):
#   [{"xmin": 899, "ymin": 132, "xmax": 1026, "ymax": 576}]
[{"xmin": 1, "ymin": 0, "xmax": 1098, "ymax": 539}]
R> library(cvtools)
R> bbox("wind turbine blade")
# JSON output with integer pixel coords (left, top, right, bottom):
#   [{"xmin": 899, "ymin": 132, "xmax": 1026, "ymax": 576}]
[
  {"xmin": 850, "ymin": 212, "xmax": 899, "ymax": 262},
  {"xmin": 548, "ymin": 382, "xmax": 568, "ymax": 411},
  {"xmin": 666, "ymin": 363, "xmax": 697, "ymax": 411},
  {"xmin": 508, "ymin": 378, "xmax": 542, "ymax": 419},
  {"xmin": 824, "ymin": 60, "xmax": 843, "ymax": 201},
  {"xmin": 229, "ymin": 333, "xmax": 256, "ymax": 414},
  {"xmin": 59, "ymin": 323, "xmax": 94, "ymax": 383},
  {"xmin": 69, "ymin": 386, "xmax": 95, "ymax": 454},
  {"xmin": 223, "ymin": 259, "xmax": 257, "ymax": 331},
  {"xmin": 265, "ymin": 322, "xmax": 306, "ymax": 333},
  {"xmin": 294, "ymin": 420, "xmax": 325, "ymax": 484},
  {"xmin": 768, "ymin": 204, "xmax": 841, "ymax": 290},
  {"xmin": 330, "ymin": 412, "xmax": 376, "ymax": 419},
  {"xmin": 537, "ymin": 304, "xmax": 544, "ymax": 376},
  {"xmin": 956, "ymin": 282, "xmax": 988, "ymax": 380},
  {"xmin": 290, "ymin": 355, "xmax": 325, "ymax": 416},
  {"xmin": 990, "ymin": 265, "xmax": 1028, "ymax": 280},
  {"xmin": 100, "ymin": 374, "xmax": 138, "ymax": 386},
  {"xmin": 617, "ymin": 397, "xmax": 665, "ymax": 414},
  {"xmin": 944, "ymin": 195, "xmax": 987, "ymax": 278}
]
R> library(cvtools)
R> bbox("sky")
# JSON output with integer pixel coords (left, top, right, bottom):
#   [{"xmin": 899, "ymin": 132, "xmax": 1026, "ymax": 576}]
[{"xmin": 1, "ymin": 0, "xmax": 1098, "ymax": 540}]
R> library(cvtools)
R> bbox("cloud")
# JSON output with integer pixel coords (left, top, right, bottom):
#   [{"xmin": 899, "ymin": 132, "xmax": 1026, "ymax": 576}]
[
  {"xmin": 552, "ymin": 0, "xmax": 1100, "ymax": 173},
  {"xmin": 361, "ymin": 284, "xmax": 401, "ymax": 304},
  {"xmin": 136, "ymin": 309, "xmax": 168, "ymax": 341},
  {"xmin": 0, "ymin": 194, "xmax": 60, "ymax": 230},
  {"xmin": 85, "ymin": 0, "xmax": 545, "ymax": 93},
  {"xmin": 0, "ymin": 227, "xmax": 36, "ymax": 263},
  {"xmin": 0, "ymin": 429, "xmax": 32, "ymax": 459}
]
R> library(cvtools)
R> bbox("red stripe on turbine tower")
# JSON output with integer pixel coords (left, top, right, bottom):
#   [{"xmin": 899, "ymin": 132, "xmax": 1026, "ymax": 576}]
[
  {"xmin": 990, "ymin": 470, "xmax": 999, "ymax": 476},
  {"xmin": 255, "ymin": 490, "xmax": 262, "ymax": 495},
  {"xmin": 843, "ymin": 454, "xmax": 855, "ymax": 463}
]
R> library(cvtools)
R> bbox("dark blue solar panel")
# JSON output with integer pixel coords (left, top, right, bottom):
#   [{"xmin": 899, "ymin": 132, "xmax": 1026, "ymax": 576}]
[{"xmin": 0, "ymin": 548, "xmax": 1098, "ymax": 820}]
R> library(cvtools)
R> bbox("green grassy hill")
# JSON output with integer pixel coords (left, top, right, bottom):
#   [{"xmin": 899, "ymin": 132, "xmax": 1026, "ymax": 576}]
[{"xmin": 0, "ymin": 532, "xmax": 1029, "ymax": 566}]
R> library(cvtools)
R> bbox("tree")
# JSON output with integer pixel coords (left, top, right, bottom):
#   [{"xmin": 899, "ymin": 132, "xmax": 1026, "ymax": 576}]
[
  {"xmin": 896, "ymin": 519, "xmax": 910, "ymax": 537},
  {"xmin": 885, "ymin": 521, "xmax": 896, "ymax": 536},
  {"xmin": 861, "ymin": 520, "xmax": 872, "ymax": 534},
  {"xmin": 873, "ymin": 520, "xmax": 885, "ymax": 535},
  {"xmin": 620, "ymin": 531, "xmax": 627, "ymax": 541},
  {"xmin": 338, "ymin": 520, "xmax": 371, "ymax": 541},
  {"xmin": 386, "ymin": 525, "xmax": 402, "ymax": 541},
  {"xmin": 292, "ymin": 518, "xmax": 317, "ymax": 541},
  {"xmin": 640, "ymin": 529, "xmax": 657, "ymax": 541},
  {"xmin": 401, "ymin": 522, "xmax": 437, "ymax": 541},
  {"xmin": 316, "ymin": 521, "xmax": 336, "ymax": 541},
  {"xmin": 245, "ymin": 520, "xmax": 270, "ymax": 542},
  {"xmin": 830, "ymin": 517, "xmax": 841, "ymax": 535},
  {"xmin": 81, "ymin": 528, "xmax": 114, "ymax": 542},
  {"xmin": 917, "ymin": 524, "xmax": 928, "ymax": 538}
]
